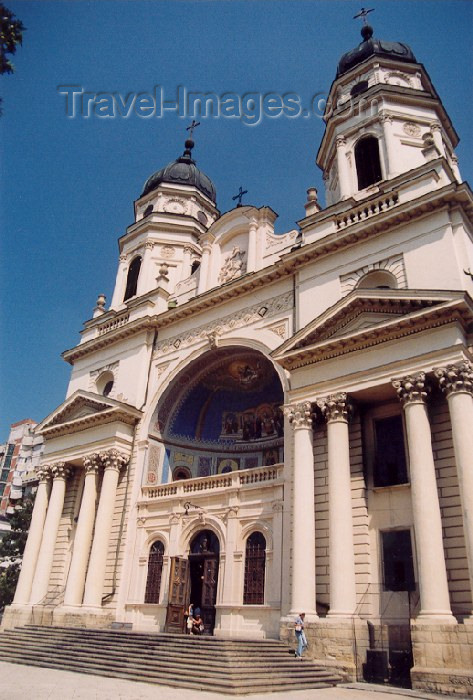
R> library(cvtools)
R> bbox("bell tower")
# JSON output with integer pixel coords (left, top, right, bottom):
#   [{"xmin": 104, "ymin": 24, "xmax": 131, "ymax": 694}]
[
  {"xmin": 317, "ymin": 15, "xmax": 462, "ymax": 207},
  {"xmin": 108, "ymin": 128, "xmax": 220, "ymax": 312}
]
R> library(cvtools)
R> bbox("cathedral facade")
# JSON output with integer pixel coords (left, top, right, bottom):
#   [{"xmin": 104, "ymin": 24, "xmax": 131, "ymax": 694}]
[{"xmin": 4, "ymin": 24, "xmax": 473, "ymax": 695}]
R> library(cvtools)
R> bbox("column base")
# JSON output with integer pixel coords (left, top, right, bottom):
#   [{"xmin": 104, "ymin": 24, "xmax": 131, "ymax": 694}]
[
  {"xmin": 327, "ymin": 610, "xmax": 358, "ymax": 619},
  {"xmin": 52, "ymin": 605, "xmax": 115, "ymax": 629},
  {"xmin": 286, "ymin": 610, "xmax": 319, "ymax": 622},
  {"xmin": 416, "ymin": 611, "xmax": 457, "ymax": 625},
  {"xmin": 1, "ymin": 604, "xmax": 34, "ymax": 630}
]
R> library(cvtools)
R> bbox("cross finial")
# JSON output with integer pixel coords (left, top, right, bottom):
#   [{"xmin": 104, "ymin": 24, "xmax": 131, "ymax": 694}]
[
  {"xmin": 186, "ymin": 120, "xmax": 200, "ymax": 139},
  {"xmin": 354, "ymin": 7, "xmax": 375, "ymax": 25},
  {"xmin": 232, "ymin": 186, "xmax": 248, "ymax": 207}
]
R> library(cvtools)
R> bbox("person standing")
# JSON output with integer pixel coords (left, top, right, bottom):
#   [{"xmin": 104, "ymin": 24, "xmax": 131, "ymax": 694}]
[{"xmin": 294, "ymin": 612, "xmax": 307, "ymax": 658}]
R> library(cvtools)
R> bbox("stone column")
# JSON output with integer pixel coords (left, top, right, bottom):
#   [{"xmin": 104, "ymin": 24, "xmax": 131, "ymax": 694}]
[
  {"xmin": 246, "ymin": 221, "xmax": 258, "ymax": 272},
  {"xmin": 63, "ymin": 454, "xmax": 102, "ymax": 607},
  {"xmin": 181, "ymin": 246, "xmax": 193, "ymax": 280},
  {"xmin": 336, "ymin": 136, "xmax": 351, "ymax": 199},
  {"xmin": 429, "ymin": 121, "xmax": 445, "ymax": 157},
  {"xmin": 30, "ymin": 463, "xmax": 71, "ymax": 604},
  {"xmin": 13, "ymin": 467, "xmax": 52, "ymax": 605},
  {"xmin": 83, "ymin": 450, "xmax": 128, "ymax": 608},
  {"xmin": 392, "ymin": 373, "xmax": 455, "ymax": 622},
  {"xmin": 435, "ymin": 361, "xmax": 473, "ymax": 617},
  {"xmin": 285, "ymin": 402, "xmax": 318, "ymax": 619},
  {"xmin": 197, "ymin": 236, "xmax": 214, "ymax": 294},
  {"xmin": 110, "ymin": 254, "xmax": 128, "ymax": 308},
  {"xmin": 139, "ymin": 240, "xmax": 155, "ymax": 294},
  {"xmin": 317, "ymin": 393, "xmax": 357, "ymax": 618},
  {"xmin": 380, "ymin": 113, "xmax": 398, "ymax": 177}
]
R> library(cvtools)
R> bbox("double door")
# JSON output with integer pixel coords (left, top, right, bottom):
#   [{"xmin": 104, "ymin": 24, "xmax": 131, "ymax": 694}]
[{"xmin": 165, "ymin": 554, "xmax": 219, "ymax": 634}]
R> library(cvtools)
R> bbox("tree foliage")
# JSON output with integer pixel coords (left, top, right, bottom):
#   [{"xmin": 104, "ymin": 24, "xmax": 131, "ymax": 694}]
[
  {"xmin": 0, "ymin": 499, "xmax": 33, "ymax": 612},
  {"xmin": 0, "ymin": 3, "xmax": 24, "ymax": 75}
]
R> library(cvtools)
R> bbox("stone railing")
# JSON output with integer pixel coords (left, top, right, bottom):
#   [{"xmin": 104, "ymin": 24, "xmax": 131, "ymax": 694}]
[
  {"xmin": 97, "ymin": 313, "xmax": 130, "ymax": 336},
  {"xmin": 336, "ymin": 192, "xmax": 399, "ymax": 230},
  {"xmin": 143, "ymin": 464, "xmax": 283, "ymax": 500}
]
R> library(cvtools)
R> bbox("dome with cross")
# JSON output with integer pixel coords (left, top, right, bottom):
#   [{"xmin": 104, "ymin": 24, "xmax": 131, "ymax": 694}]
[
  {"xmin": 337, "ymin": 22, "xmax": 417, "ymax": 78},
  {"xmin": 141, "ymin": 132, "xmax": 216, "ymax": 204}
]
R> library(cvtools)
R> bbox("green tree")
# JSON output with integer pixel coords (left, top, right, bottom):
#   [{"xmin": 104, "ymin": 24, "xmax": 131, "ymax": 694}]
[
  {"xmin": 0, "ymin": 3, "xmax": 24, "ymax": 74},
  {"xmin": 0, "ymin": 499, "xmax": 33, "ymax": 612}
]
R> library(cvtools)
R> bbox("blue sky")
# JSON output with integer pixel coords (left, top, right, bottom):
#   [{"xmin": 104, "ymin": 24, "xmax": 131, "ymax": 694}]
[{"xmin": 1, "ymin": 0, "xmax": 472, "ymax": 439}]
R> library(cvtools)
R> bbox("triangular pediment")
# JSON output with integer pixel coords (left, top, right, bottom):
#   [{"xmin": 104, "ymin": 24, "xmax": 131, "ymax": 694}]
[
  {"xmin": 272, "ymin": 289, "xmax": 473, "ymax": 369},
  {"xmin": 36, "ymin": 390, "xmax": 142, "ymax": 436}
]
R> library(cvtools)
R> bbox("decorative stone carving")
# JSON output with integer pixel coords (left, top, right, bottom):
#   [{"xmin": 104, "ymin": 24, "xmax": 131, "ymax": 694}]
[
  {"xmin": 207, "ymin": 330, "xmax": 220, "ymax": 349},
  {"xmin": 83, "ymin": 453, "xmax": 102, "ymax": 474},
  {"xmin": 266, "ymin": 321, "xmax": 287, "ymax": 340},
  {"xmin": 336, "ymin": 135, "xmax": 347, "ymax": 148},
  {"xmin": 284, "ymin": 402, "xmax": 313, "ymax": 429},
  {"xmin": 317, "ymin": 392, "xmax": 352, "ymax": 422},
  {"xmin": 100, "ymin": 449, "xmax": 128, "ymax": 472},
  {"xmin": 392, "ymin": 372, "xmax": 430, "ymax": 405},
  {"xmin": 160, "ymin": 245, "xmax": 176, "ymax": 259},
  {"xmin": 435, "ymin": 361, "xmax": 473, "ymax": 397},
  {"xmin": 119, "ymin": 254, "xmax": 127, "ymax": 262},
  {"xmin": 51, "ymin": 462, "xmax": 72, "ymax": 480},
  {"xmin": 163, "ymin": 198, "xmax": 187, "ymax": 215},
  {"xmin": 402, "ymin": 122, "xmax": 421, "ymax": 137},
  {"xmin": 219, "ymin": 246, "xmax": 247, "ymax": 283},
  {"xmin": 35, "ymin": 466, "xmax": 52, "ymax": 482},
  {"xmin": 157, "ymin": 361, "xmax": 171, "ymax": 378},
  {"xmin": 155, "ymin": 291, "xmax": 294, "ymax": 355}
]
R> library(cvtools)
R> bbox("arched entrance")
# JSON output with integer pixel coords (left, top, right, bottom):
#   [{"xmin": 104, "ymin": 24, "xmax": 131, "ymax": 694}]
[{"xmin": 188, "ymin": 530, "xmax": 220, "ymax": 634}]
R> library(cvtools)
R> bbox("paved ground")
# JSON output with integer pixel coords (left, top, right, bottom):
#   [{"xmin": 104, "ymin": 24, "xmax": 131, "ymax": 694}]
[{"xmin": 0, "ymin": 662, "xmax": 446, "ymax": 700}]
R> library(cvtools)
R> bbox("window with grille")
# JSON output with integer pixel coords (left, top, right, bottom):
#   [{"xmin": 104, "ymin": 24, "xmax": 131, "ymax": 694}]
[
  {"xmin": 243, "ymin": 532, "xmax": 266, "ymax": 605},
  {"xmin": 144, "ymin": 540, "xmax": 165, "ymax": 604}
]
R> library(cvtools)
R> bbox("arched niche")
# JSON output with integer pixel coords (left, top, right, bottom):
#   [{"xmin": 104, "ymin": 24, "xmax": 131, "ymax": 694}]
[{"xmin": 147, "ymin": 346, "xmax": 284, "ymax": 483}]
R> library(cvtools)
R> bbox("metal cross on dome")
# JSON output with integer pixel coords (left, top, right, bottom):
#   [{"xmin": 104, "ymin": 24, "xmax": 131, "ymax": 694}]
[
  {"xmin": 354, "ymin": 7, "xmax": 375, "ymax": 25},
  {"xmin": 186, "ymin": 119, "xmax": 200, "ymax": 138},
  {"xmin": 232, "ymin": 186, "xmax": 248, "ymax": 207}
]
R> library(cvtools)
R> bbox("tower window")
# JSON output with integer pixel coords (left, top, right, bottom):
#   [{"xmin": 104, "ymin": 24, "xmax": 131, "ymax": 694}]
[
  {"xmin": 144, "ymin": 540, "xmax": 165, "ymax": 603},
  {"xmin": 124, "ymin": 256, "xmax": 142, "ymax": 301},
  {"xmin": 243, "ymin": 531, "xmax": 266, "ymax": 605},
  {"xmin": 355, "ymin": 136, "xmax": 382, "ymax": 190},
  {"xmin": 381, "ymin": 530, "xmax": 415, "ymax": 592}
]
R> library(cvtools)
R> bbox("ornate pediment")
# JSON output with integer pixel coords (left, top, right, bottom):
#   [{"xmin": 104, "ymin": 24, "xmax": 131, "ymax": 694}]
[
  {"xmin": 273, "ymin": 289, "xmax": 473, "ymax": 370},
  {"xmin": 36, "ymin": 390, "xmax": 142, "ymax": 438}
]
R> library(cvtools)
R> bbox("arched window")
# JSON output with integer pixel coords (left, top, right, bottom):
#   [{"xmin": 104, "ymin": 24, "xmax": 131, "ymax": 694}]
[
  {"xmin": 144, "ymin": 540, "xmax": 165, "ymax": 604},
  {"xmin": 357, "ymin": 270, "xmax": 397, "ymax": 290},
  {"xmin": 355, "ymin": 136, "xmax": 382, "ymax": 190},
  {"xmin": 244, "ymin": 532, "xmax": 266, "ymax": 605},
  {"xmin": 96, "ymin": 370, "xmax": 114, "ymax": 397},
  {"xmin": 123, "ymin": 256, "xmax": 142, "ymax": 301},
  {"xmin": 173, "ymin": 466, "xmax": 192, "ymax": 481}
]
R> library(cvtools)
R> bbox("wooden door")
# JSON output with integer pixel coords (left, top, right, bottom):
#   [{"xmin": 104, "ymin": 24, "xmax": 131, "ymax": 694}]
[
  {"xmin": 165, "ymin": 556, "xmax": 189, "ymax": 633},
  {"xmin": 201, "ymin": 556, "xmax": 218, "ymax": 634}
]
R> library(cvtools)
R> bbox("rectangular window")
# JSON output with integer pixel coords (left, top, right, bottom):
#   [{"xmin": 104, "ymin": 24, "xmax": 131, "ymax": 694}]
[
  {"xmin": 373, "ymin": 415, "xmax": 408, "ymax": 487},
  {"xmin": 381, "ymin": 530, "xmax": 415, "ymax": 591}
]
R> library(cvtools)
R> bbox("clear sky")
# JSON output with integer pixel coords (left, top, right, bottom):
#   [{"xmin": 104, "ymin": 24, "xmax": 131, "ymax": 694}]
[{"xmin": 1, "ymin": 0, "xmax": 472, "ymax": 440}]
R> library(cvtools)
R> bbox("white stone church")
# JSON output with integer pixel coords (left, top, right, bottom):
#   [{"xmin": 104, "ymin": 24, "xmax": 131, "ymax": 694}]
[{"xmin": 4, "ymin": 22, "xmax": 473, "ymax": 696}]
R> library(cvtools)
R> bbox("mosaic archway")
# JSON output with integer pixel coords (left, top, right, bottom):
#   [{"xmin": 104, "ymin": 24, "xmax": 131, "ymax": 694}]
[{"xmin": 146, "ymin": 346, "xmax": 284, "ymax": 484}]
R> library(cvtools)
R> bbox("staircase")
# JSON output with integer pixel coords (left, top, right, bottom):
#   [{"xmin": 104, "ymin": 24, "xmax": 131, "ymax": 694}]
[{"xmin": 0, "ymin": 625, "xmax": 345, "ymax": 694}]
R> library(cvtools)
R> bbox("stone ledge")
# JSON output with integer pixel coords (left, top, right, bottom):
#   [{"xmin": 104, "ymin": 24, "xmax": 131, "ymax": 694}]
[{"xmin": 411, "ymin": 666, "xmax": 473, "ymax": 697}]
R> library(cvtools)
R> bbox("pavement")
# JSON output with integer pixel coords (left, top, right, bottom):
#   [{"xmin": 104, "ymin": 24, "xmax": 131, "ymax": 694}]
[{"xmin": 0, "ymin": 662, "xmax": 448, "ymax": 700}]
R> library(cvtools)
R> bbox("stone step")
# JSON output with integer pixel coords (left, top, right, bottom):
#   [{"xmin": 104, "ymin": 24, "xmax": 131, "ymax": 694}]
[
  {"xmin": 0, "ymin": 638, "xmax": 335, "ymax": 679},
  {"xmin": 0, "ymin": 626, "xmax": 344, "ymax": 694}
]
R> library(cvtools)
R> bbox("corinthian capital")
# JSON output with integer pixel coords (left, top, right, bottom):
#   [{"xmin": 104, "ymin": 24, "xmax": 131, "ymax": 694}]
[
  {"xmin": 284, "ymin": 402, "xmax": 313, "ymax": 429},
  {"xmin": 83, "ymin": 453, "xmax": 103, "ymax": 475},
  {"xmin": 336, "ymin": 135, "xmax": 347, "ymax": 148},
  {"xmin": 51, "ymin": 462, "xmax": 72, "ymax": 480},
  {"xmin": 317, "ymin": 392, "xmax": 352, "ymax": 423},
  {"xmin": 434, "ymin": 361, "xmax": 473, "ymax": 397},
  {"xmin": 35, "ymin": 466, "xmax": 52, "ymax": 483},
  {"xmin": 100, "ymin": 449, "xmax": 129, "ymax": 472},
  {"xmin": 392, "ymin": 372, "xmax": 430, "ymax": 406}
]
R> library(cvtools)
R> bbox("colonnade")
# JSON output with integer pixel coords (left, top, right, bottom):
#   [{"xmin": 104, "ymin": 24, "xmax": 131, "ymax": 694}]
[
  {"xmin": 13, "ymin": 449, "xmax": 128, "ymax": 609},
  {"xmin": 286, "ymin": 361, "xmax": 473, "ymax": 622}
]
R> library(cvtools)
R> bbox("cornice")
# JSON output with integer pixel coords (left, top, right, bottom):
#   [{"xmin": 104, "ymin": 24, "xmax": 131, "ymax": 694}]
[
  {"xmin": 273, "ymin": 295, "xmax": 473, "ymax": 371},
  {"xmin": 62, "ymin": 180, "xmax": 473, "ymax": 365}
]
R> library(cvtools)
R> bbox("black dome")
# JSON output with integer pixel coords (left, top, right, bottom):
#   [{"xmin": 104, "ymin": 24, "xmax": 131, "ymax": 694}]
[
  {"xmin": 141, "ymin": 144, "xmax": 216, "ymax": 203},
  {"xmin": 337, "ymin": 25, "xmax": 417, "ymax": 78}
]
